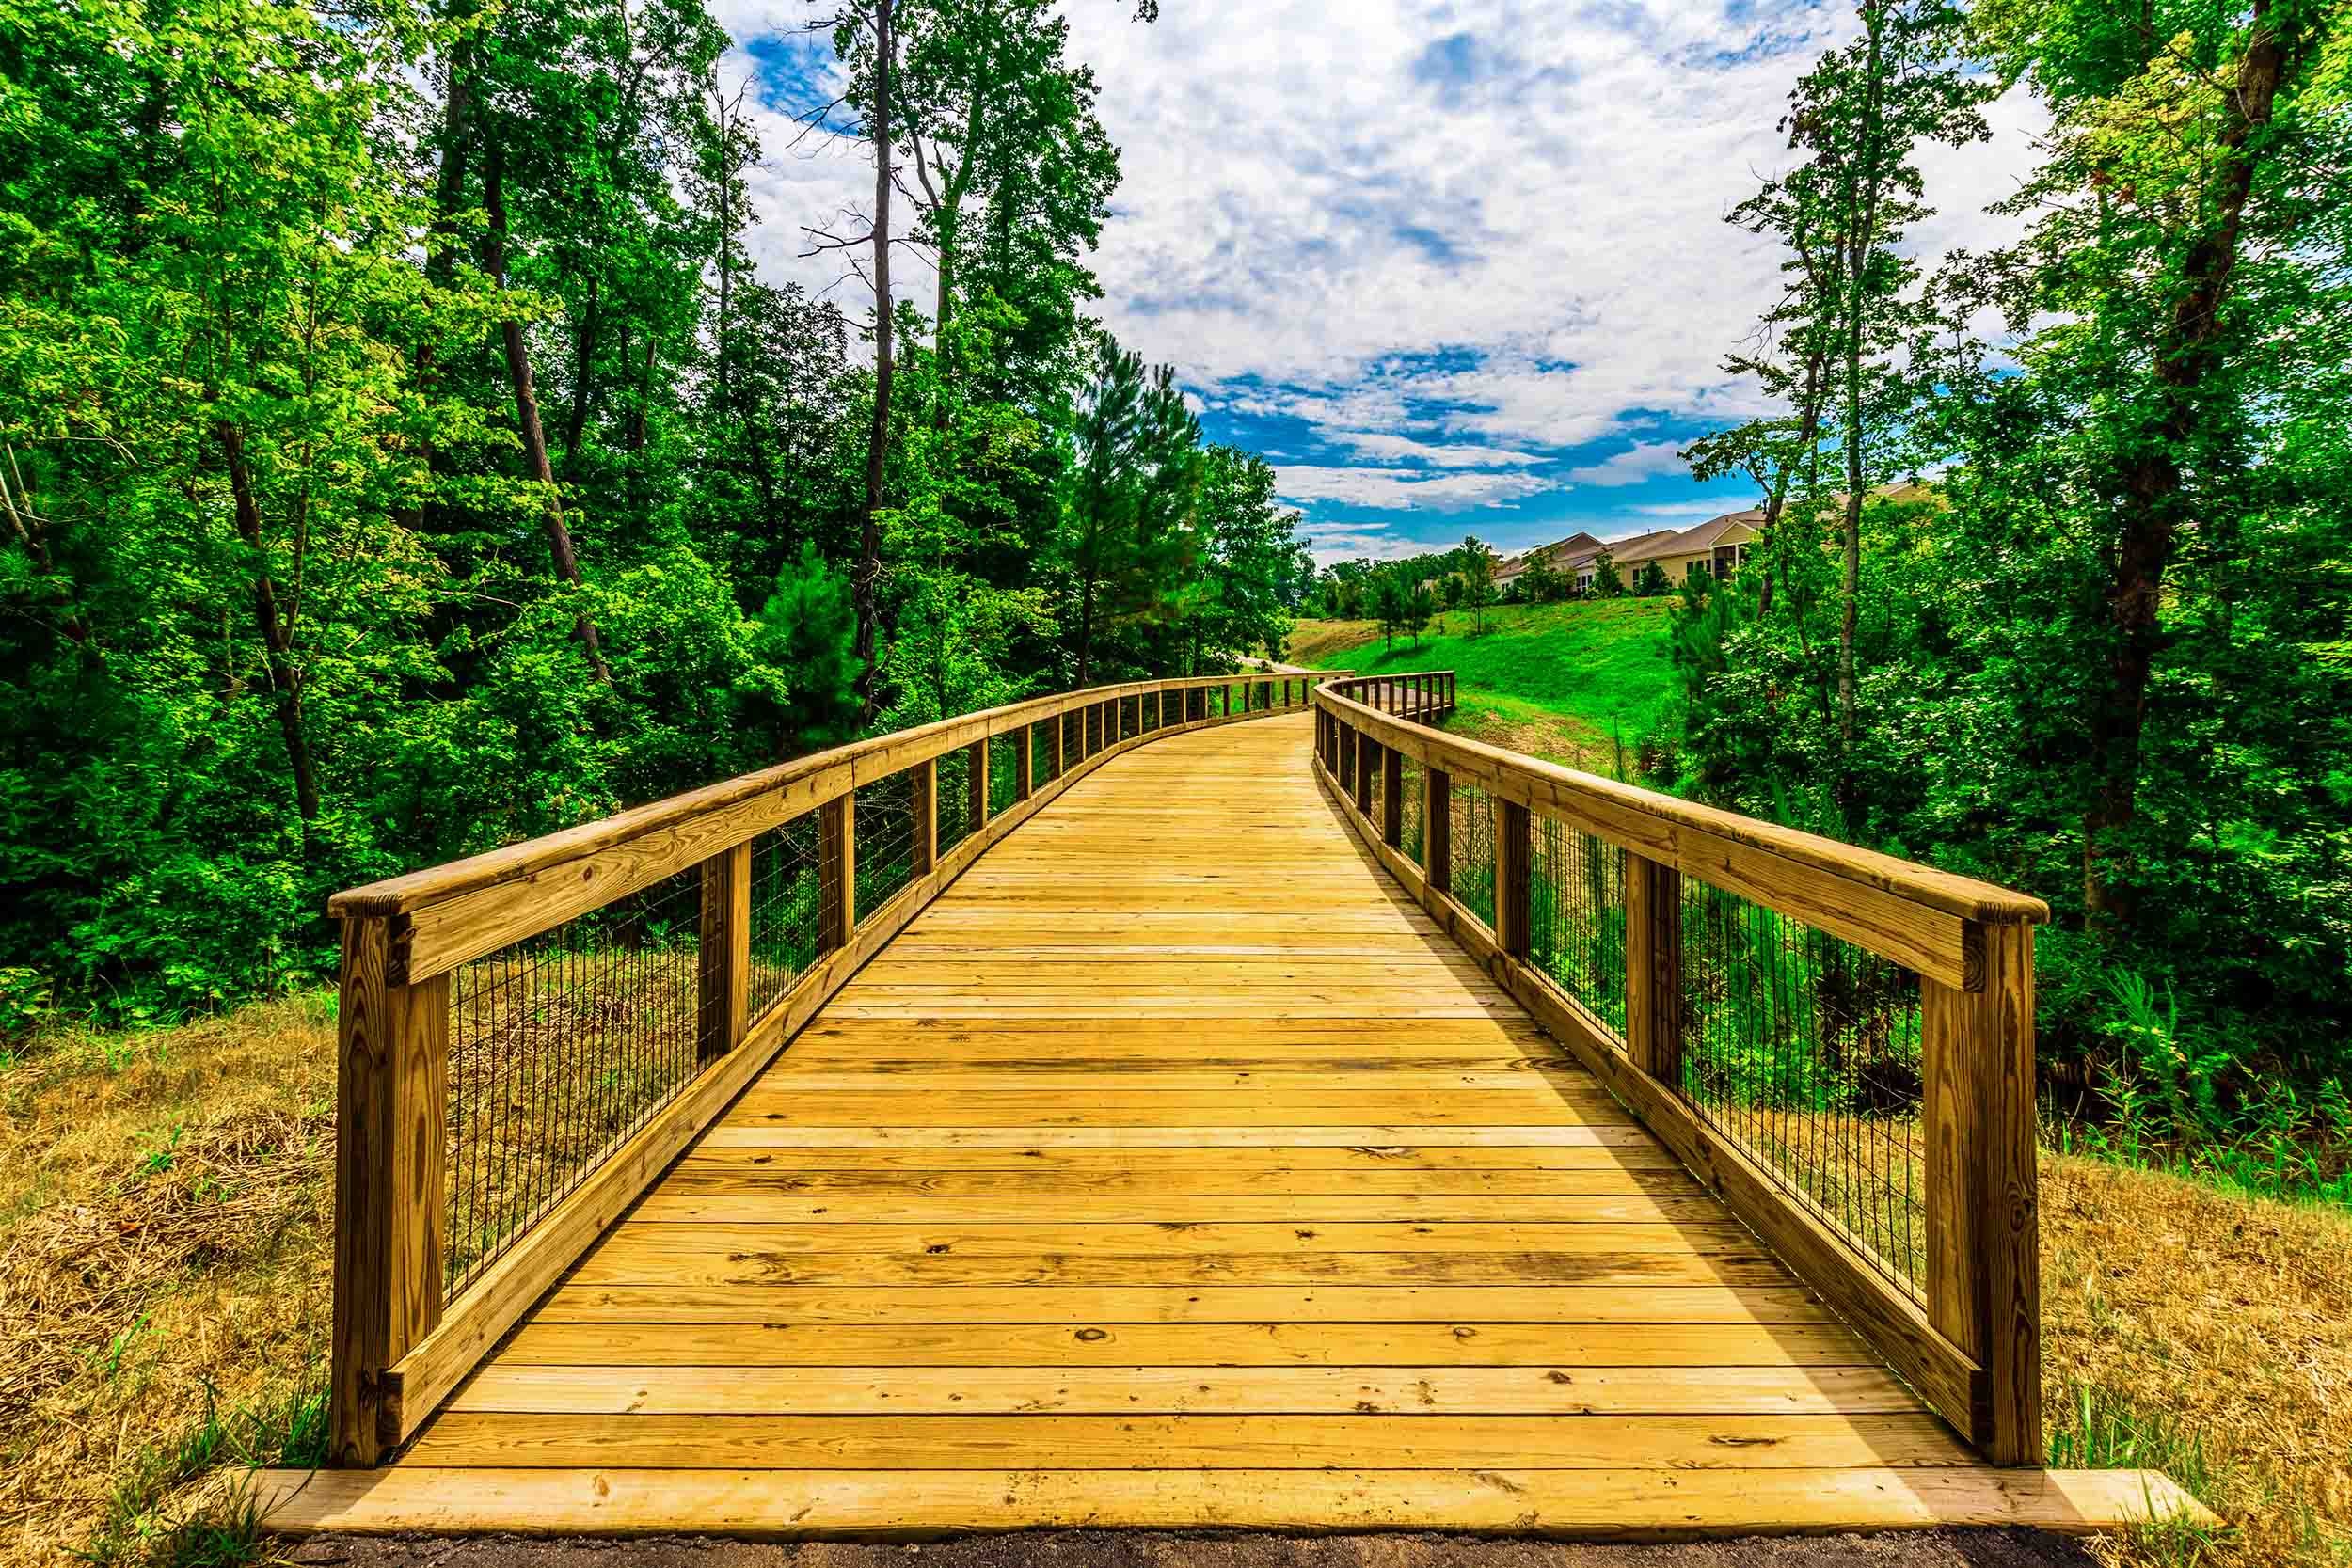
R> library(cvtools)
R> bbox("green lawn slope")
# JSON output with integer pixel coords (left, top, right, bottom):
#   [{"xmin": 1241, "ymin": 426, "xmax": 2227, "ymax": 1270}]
[{"xmin": 1288, "ymin": 599, "xmax": 1680, "ymax": 773}]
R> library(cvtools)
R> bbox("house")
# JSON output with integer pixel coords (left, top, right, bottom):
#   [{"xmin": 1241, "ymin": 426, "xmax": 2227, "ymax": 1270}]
[
  {"xmin": 1588, "ymin": 483, "xmax": 1940, "ymax": 593},
  {"xmin": 1599, "ymin": 510, "xmax": 1767, "ymax": 591},
  {"xmin": 1491, "ymin": 531, "xmax": 1602, "ymax": 597}
]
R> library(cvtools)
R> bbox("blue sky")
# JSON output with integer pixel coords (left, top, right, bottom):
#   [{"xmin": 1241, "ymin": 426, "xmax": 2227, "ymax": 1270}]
[{"xmin": 719, "ymin": 1, "xmax": 2040, "ymax": 563}]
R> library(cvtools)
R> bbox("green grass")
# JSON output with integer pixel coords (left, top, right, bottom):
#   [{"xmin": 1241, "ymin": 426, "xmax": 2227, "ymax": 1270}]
[{"xmin": 1291, "ymin": 599, "xmax": 1681, "ymax": 766}]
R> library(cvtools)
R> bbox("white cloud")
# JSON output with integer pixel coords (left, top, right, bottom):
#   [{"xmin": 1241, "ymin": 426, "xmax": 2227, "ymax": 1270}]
[
  {"xmin": 1324, "ymin": 432, "xmax": 1545, "ymax": 468},
  {"xmin": 1564, "ymin": 438, "xmax": 1690, "ymax": 487},
  {"xmin": 1275, "ymin": 465, "xmax": 1557, "ymax": 512},
  {"xmin": 1629, "ymin": 497, "xmax": 1749, "ymax": 518},
  {"xmin": 726, "ymin": 2, "xmax": 2050, "ymax": 507}
]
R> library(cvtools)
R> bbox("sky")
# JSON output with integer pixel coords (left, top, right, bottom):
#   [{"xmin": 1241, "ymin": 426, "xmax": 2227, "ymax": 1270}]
[{"xmin": 711, "ymin": 0, "xmax": 2045, "ymax": 564}]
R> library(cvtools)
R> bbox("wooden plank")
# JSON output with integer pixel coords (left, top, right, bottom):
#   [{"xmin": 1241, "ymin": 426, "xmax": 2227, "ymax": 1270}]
[
  {"xmin": 1625, "ymin": 853, "xmax": 1681, "ymax": 1082},
  {"xmin": 721, "ymin": 1094, "xmax": 1630, "ymax": 1128},
  {"xmin": 329, "ymin": 920, "xmax": 446, "ymax": 1465},
  {"xmin": 695, "ymin": 841, "xmax": 751, "ymax": 1062},
  {"xmin": 818, "ymin": 792, "xmax": 853, "ymax": 951},
  {"xmin": 256, "ymin": 1465, "xmax": 2219, "ymax": 1539},
  {"xmin": 449, "ymin": 1364, "xmax": 1924, "ymax": 1417},
  {"xmin": 532, "ymin": 1283, "xmax": 1842, "ymax": 1327},
  {"xmin": 564, "ymin": 1248, "xmax": 1790, "ymax": 1291},
  {"xmin": 400, "ymin": 1411, "xmax": 1976, "ymax": 1470},
  {"xmin": 493, "ymin": 1320, "xmax": 1879, "ymax": 1369},
  {"xmin": 696, "ymin": 1125, "xmax": 1672, "ymax": 1149},
  {"xmin": 581, "ymin": 1219, "xmax": 1764, "ymax": 1260},
  {"xmin": 630, "ymin": 1194, "xmax": 1729, "ymax": 1224},
  {"xmin": 1924, "ymin": 920, "xmax": 2042, "ymax": 1464},
  {"xmin": 910, "ymin": 757, "xmax": 937, "ymax": 875},
  {"xmin": 254, "ymin": 1465, "xmax": 2222, "ymax": 1539}
]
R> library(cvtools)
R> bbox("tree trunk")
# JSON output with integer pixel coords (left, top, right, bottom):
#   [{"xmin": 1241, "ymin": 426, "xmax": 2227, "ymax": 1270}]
[
  {"xmin": 2084, "ymin": 5, "xmax": 2288, "ymax": 929},
  {"xmin": 1075, "ymin": 567, "xmax": 1096, "ymax": 689},
  {"xmin": 852, "ymin": 0, "xmax": 896, "ymax": 721},
  {"xmin": 216, "ymin": 421, "xmax": 322, "ymax": 850},
  {"xmin": 483, "ymin": 137, "xmax": 612, "ymax": 684}
]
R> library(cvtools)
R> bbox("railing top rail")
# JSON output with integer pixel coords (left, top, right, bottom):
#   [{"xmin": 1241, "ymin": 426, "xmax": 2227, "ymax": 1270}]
[
  {"xmin": 332, "ymin": 671, "xmax": 1338, "ymax": 920},
  {"xmin": 1314, "ymin": 676, "xmax": 2045, "ymax": 928}
]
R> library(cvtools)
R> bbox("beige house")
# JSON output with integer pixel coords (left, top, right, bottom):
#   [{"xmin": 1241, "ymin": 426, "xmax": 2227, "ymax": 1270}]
[
  {"xmin": 1599, "ymin": 510, "xmax": 1766, "ymax": 591},
  {"xmin": 1492, "ymin": 531, "xmax": 1602, "ymax": 597}
]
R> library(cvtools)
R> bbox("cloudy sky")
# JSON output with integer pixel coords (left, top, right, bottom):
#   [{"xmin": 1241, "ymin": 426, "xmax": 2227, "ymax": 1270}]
[{"xmin": 715, "ymin": 0, "xmax": 2042, "ymax": 563}]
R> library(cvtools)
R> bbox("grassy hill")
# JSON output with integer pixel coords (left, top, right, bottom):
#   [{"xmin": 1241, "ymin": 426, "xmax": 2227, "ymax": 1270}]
[{"xmin": 1288, "ymin": 598, "xmax": 1680, "ymax": 773}]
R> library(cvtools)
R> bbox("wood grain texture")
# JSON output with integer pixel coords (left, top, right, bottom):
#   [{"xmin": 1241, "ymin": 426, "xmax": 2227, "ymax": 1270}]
[
  {"xmin": 257, "ymin": 1465, "xmax": 2217, "ymax": 1539},
  {"xmin": 323, "ymin": 708, "xmax": 2113, "ymax": 1539}
]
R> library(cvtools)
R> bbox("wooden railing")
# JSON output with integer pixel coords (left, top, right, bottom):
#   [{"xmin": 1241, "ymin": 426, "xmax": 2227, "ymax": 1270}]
[
  {"xmin": 326, "ymin": 671, "xmax": 1342, "ymax": 1465},
  {"xmin": 1313, "ymin": 673, "xmax": 2048, "ymax": 1466}
]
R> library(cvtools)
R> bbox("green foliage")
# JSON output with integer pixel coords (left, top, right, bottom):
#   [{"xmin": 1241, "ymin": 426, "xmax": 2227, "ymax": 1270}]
[
  {"xmin": 1298, "ymin": 599, "xmax": 1681, "ymax": 746},
  {"xmin": 1677, "ymin": 0, "xmax": 2352, "ymax": 1145},
  {"xmin": 1630, "ymin": 561, "xmax": 1674, "ymax": 597},
  {"xmin": 0, "ymin": 0, "xmax": 1311, "ymax": 1020}
]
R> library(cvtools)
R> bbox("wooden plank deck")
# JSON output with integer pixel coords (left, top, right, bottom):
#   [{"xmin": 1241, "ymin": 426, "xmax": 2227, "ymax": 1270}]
[{"xmin": 261, "ymin": 713, "xmax": 2203, "ymax": 1538}]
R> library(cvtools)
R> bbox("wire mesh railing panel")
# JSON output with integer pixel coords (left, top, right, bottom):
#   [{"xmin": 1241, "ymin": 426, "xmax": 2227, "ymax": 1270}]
[
  {"xmin": 936, "ymin": 748, "xmax": 972, "ymax": 859},
  {"xmin": 856, "ymin": 768, "xmax": 919, "ymax": 914},
  {"xmin": 1401, "ymin": 755, "xmax": 1424, "ymax": 864},
  {"xmin": 1678, "ymin": 880, "xmax": 1928, "ymax": 1295},
  {"xmin": 990, "ymin": 734, "xmax": 1020, "ymax": 814},
  {"xmin": 1450, "ymin": 781, "xmax": 1497, "ymax": 930},
  {"xmin": 1033, "ymin": 721, "xmax": 1056, "ymax": 783},
  {"xmin": 747, "ymin": 812, "xmax": 823, "ymax": 1018},
  {"xmin": 443, "ymin": 865, "xmax": 703, "ymax": 1298},
  {"xmin": 1528, "ymin": 816, "xmax": 1629, "ymax": 1039}
]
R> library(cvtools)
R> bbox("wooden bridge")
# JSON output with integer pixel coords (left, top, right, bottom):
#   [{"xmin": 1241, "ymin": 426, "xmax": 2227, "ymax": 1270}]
[{"xmin": 261, "ymin": 674, "xmax": 2206, "ymax": 1539}]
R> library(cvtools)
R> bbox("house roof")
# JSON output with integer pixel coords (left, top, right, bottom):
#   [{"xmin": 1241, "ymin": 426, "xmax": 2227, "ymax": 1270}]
[
  {"xmin": 1594, "ymin": 528, "xmax": 1692, "ymax": 566},
  {"xmin": 1493, "ymin": 531, "xmax": 1603, "ymax": 583}
]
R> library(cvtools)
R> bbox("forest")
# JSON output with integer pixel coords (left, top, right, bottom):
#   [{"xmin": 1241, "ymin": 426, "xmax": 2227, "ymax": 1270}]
[
  {"xmin": 1311, "ymin": 0, "xmax": 2352, "ymax": 1181},
  {"xmin": 0, "ymin": 0, "xmax": 1313, "ymax": 1026}
]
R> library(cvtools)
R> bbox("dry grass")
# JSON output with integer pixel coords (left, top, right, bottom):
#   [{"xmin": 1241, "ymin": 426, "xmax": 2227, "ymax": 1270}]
[
  {"xmin": 2042, "ymin": 1150, "xmax": 2352, "ymax": 1567},
  {"xmin": 0, "ymin": 993, "xmax": 337, "ymax": 1565}
]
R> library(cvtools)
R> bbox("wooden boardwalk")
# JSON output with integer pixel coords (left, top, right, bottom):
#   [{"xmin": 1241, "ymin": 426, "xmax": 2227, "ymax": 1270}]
[{"xmin": 263, "ymin": 713, "xmax": 2194, "ymax": 1536}]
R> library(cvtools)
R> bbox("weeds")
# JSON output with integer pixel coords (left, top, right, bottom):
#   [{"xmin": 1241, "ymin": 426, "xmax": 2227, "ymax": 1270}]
[{"xmin": 79, "ymin": 1379, "xmax": 326, "ymax": 1566}]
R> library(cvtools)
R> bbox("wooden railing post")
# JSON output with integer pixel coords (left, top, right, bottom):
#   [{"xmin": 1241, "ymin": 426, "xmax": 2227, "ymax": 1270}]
[
  {"xmin": 818, "ymin": 792, "xmax": 854, "ymax": 952},
  {"xmin": 966, "ymin": 738, "xmax": 989, "ymax": 830},
  {"xmin": 1495, "ymin": 799, "xmax": 1532, "ymax": 957},
  {"xmin": 1338, "ymin": 718, "xmax": 1356, "ymax": 792},
  {"xmin": 1018, "ymin": 724, "xmax": 1036, "ymax": 800},
  {"xmin": 1925, "ymin": 922, "xmax": 2042, "ymax": 1466},
  {"xmin": 1425, "ymin": 767, "xmax": 1451, "ymax": 893},
  {"xmin": 330, "ymin": 916, "xmax": 448, "ymax": 1465},
  {"xmin": 1381, "ymin": 746, "xmax": 1403, "ymax": 847},
  {"xmin": 912, "ymin": 758, "xmax": 938, "ymax": 876},
  {"xmin": 1626, "ymin": 855, "xmax": 1683, "ymax": 1085},
  {"xmin": 696, "ymin": 842, "xmax": 751, "ymax": 1062},
  {"xmin": 1353, "ymin": 731, "xmax": 1375, "ymax": 816}
]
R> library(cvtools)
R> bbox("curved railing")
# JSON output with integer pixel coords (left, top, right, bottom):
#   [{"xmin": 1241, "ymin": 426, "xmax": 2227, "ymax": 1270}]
[
  {"xmin": 327, "ymin": 671, "xmax": 1340, "ymax": 1465},
  {"xmin": 1313, "ymin": 673, "xmax": 2048, "ymax": 1466}
]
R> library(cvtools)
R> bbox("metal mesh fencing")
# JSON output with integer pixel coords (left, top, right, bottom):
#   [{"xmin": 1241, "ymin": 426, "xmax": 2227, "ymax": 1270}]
[
  {"xmin": 1528, "ymin": 816, "xmax": 1629, "ymax": 1038},
  {"xmin": 1400, "ymin": 755, "xmax": 1424, "ymax": 862},
  {"xmin": 747, "ymin": 812, "xmax": 824, "ymax": 1016},
  {"xmin": 936, "ymin": 748, "xmax": 972, "ymax": 859},
  {"xmin": 1677, "ymin": 880, "xmax": 1928, "ymax": 1294},
  {"xmin": 855, "ymin": 768, "xmax": 918, "ymax": 913},
  {"xmin": 1450, "ymin": 781, "xmax": 1497, "ymax": 929},
  {"xmin": 990, "ymin": 734, "xmax": 1020, "ymax": 814},
  {"xmin": 443, "ymin": 866, "xmax": 703, "ymax": 1298}
]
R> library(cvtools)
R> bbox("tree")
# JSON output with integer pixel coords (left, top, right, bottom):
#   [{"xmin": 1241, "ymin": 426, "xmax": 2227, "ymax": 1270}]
[
  {"xmin": 1518, "ymin": 550, "xmax": 1567, "ymax": 604},
  {"xmin": 1459, "ymin": 536, "xmax": 1498, "ymax": 633},
  {"xmin": 1589, "ymin": 552, "xmax": 1625, "ymax": 597},
  {"xmin": 1966, "ymin": 0, "xmax": 2333, "ymax": 931},
  {"xmin": 1059, "ymin": 341, "xmax": 1201, "ymax": 684}
]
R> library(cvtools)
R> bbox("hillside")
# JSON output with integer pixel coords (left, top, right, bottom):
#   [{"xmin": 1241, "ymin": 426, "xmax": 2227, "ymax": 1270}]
[{"xmin": 1289, "ymin": 598, "xmax": 1680, "ymax": 773}]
